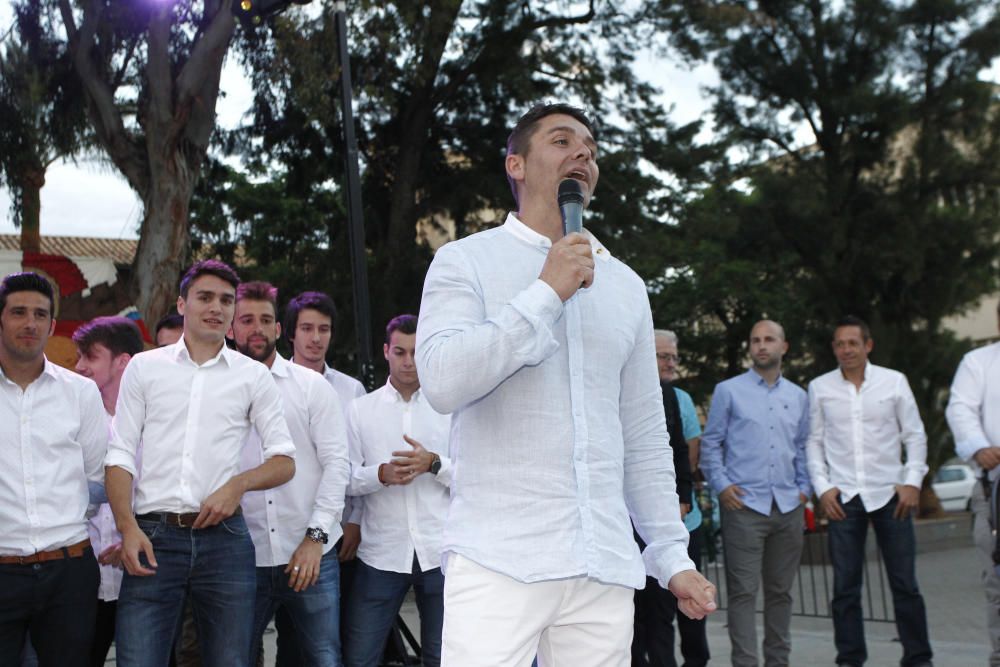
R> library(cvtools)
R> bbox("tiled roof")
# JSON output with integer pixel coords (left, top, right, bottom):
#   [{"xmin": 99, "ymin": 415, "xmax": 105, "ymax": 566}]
[{"xmin": 0, "ymin": 234, "xmax": 137, "ymax": 265}]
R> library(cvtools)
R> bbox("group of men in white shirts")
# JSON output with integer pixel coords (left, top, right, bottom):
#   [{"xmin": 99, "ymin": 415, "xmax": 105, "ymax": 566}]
[{"xmin": 0, "ymin": 264, "xmax": 452, "ymax": 667}]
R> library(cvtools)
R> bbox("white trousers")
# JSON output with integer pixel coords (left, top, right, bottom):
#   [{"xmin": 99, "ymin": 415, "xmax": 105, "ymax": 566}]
[{"xmin": 440, "ymin": 553, "xmax": 634, "ymax": 667}]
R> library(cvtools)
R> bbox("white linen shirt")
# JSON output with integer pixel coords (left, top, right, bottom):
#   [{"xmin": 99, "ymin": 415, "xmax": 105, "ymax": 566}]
[
  {"xmin": 88, "ymin": 504, "xmax": 122, "ymax": 600},
  {"xmin": 945, "ymin": 341, "xmax": 1000, "ymax": 480},
  {"xmin": 1, "ymin": 358, "xmax": 108, "ymax": 556},
  {"xmin": 106, "ymin": 338, "xmax": 296, "ymax": 514},
  {"xmin": 806, "ymin": 362, "xmax": 928, "ymax": 511},
  {"xmin": 415, "ymin": 212, "xmax": 694, "ymax": 590},
  {"xmin": 347, "ymin": 381, "xmax": 452, "ymax": 574},
  {"xmin": 241, "ymin": 354, "xmax": 350, "ymax": 566}
]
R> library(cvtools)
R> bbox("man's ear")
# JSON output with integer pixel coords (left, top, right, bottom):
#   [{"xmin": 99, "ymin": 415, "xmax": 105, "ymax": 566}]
[{"xmin": 505, "ymin": 153, "xmax": 525, "ymax": 184}]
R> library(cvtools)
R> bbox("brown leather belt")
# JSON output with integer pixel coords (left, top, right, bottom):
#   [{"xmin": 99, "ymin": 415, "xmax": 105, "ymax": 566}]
[
  {"xmin": 0, "ymin": 538, "xmax": 92, "ymax": 565},
  {"xmin": 136, "ymin": 505, "xmax": 242, "ymax": 528}
]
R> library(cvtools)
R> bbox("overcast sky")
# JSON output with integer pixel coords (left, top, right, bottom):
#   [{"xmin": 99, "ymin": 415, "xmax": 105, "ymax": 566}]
[{"xmin": 0, "ymin": 3, "xmax": 995, "ymax": 241}]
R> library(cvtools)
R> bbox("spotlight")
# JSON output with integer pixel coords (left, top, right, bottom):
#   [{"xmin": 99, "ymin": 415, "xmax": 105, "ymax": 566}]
[{"xmin": 232, "ymin": 0, "xmax": 312, "ymax": 30}]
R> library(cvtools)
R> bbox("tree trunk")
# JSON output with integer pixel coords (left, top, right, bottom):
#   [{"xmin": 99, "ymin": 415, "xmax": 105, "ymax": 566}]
[
  {"xmin": 132, "ymin": 155, "xmax": 196, "ymax": 327},
  {"xmin": 18, "ymin": 167, "xmax": 44, "ymax": 254}
]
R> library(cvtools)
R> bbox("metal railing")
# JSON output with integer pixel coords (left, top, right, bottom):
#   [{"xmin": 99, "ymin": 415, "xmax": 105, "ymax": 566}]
[{"xmin": 697, "ymin": 489, "xmax": 896, "ymax": 623}]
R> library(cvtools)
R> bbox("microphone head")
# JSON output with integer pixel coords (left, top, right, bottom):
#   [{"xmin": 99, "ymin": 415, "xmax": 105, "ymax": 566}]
[{"xmin": 558, "ymin": 178, "xmax": 585, "ymax": 206}]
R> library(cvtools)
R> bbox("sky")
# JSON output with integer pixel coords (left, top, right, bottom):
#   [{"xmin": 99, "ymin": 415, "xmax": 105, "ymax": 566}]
[{"xmin": 0, "ymin": 3, "xmax": 995, "ymax": 242}]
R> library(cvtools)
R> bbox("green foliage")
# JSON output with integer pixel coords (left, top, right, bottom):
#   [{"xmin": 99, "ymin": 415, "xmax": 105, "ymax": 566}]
[{"xmin": 649, "ymin": 0, "xmax": 1000, "ymax": 470}]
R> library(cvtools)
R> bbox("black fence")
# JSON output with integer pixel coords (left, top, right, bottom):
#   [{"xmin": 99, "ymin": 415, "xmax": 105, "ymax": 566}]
[{"xmin": 697, "ymin": 488, "xmax": 896, "ymax": 623}]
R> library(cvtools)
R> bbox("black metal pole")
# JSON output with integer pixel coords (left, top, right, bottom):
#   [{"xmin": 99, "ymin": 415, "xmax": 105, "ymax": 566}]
[{"xmin": 333, "ymin": 1, "xmax": 375, "ymax": 391}]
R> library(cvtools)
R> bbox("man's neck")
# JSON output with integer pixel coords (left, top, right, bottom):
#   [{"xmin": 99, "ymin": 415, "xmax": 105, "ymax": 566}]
[
  {"xmin": 389, "ymin": 376, "xmax": 419, "ymax": 403},
  {"xmin": 184, "ymin": 336, "xmax": 225, "ymax": 365},
  {"xmin": 0, "ymin": 353, "xmax": 44, "ymax": 390},
  {"xmin": 262, "ymin": 351, "xmax": 277, "ymax": 369},
  {"xmin": 292, "ymin": 355, "xmax": 325, "ymax": 374},
  {"xmin": 840, "ymin": 365, "xmax": 865, "ymax": 389},
  {"xmin": 102, "ymin": 380, "xmax": 122, "ymax": 415},
  {"xmin": 754, "ymin": 365, "xmax": 781, "ymax": 387},
  {"xmin": 517, "ymin": 203, "xmax": 565, "ymax": 244}
]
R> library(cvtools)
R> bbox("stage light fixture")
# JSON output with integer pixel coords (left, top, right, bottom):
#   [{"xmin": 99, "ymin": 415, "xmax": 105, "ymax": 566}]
[{"xmin": 231, "ymin": 0, "xmax": 312, "ymax": 30}]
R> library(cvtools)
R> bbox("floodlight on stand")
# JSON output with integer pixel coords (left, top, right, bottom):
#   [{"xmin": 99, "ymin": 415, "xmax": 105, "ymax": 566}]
[{"xmin": 231, "ymin": 0, "xmax": 313, "ymax": 30}]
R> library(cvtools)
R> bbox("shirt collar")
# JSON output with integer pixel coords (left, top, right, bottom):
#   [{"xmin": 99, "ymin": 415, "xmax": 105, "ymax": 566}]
[
  {"xmin": 171, "ymin": 336, "xmax": 231, "ymax": 367},
  {"xmin": 0, "ymin": 356, "xmax": 60, "ymax": 389},
  {"xmin": 838, "ymin": 361, "xmax": 871, "ymax": 384},
  {"xmin": 269, "ymin": 352, "xmax": 290, "ymax": 378},
  {"xmin": 502, "ymin": 212, "xmax": 612, "ymax": 262},
  {"xmin": 747, "ymin": 367, "xmax": 782, "ymax": 387},
  {"xmin": 382, "ymin": 377, "xmax": 421, "ymax": 404}
]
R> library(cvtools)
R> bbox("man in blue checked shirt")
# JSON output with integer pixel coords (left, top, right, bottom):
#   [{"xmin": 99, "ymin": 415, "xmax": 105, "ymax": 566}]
[{"xmin": 700, "ymin": 320, "xmax": 810, "ymax": 667}]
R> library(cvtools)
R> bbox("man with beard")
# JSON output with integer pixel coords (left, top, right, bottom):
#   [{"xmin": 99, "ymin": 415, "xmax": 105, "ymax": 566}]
[
  {"xmin": 231, "ymin": 281, "xmax": 351, "ymax": 666},
  {"xmin": 700, "ymin": 320, "xmax": 811, "ymax": 667}
]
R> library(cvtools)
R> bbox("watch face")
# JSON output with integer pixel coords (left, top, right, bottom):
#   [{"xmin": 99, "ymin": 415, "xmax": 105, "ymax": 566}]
[{"xmin": 430, "ymin": 459, "xmax": 442, "ymax": 474}]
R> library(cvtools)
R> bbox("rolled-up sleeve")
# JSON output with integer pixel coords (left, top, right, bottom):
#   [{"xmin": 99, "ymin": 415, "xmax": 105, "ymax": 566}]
[
  {"xmin": 106, "ymin": 358, "xmax": 145, "ymax": 477},
  {"xmin": 250, "ymin": 367, "xmax": 295, "ymax": 460}
]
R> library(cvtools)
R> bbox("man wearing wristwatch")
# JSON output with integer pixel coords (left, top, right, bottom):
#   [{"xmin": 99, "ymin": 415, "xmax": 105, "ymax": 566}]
[
  {"xmin": 231, "ymin": 281, "xmax": 351, "ymax": 667},
  {"xmin": 343, "ymin": 314, "xmax": 452, "ymax": 667}
]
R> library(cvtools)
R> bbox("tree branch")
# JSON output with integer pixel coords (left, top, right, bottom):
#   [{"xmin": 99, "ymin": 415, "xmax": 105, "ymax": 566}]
[
  {"xmin": 59, "ymin": 0, "xmax": 147, "ymax": 195},
  {"xmin": 175, "ymin": 1, "xmax": 234, "ymax": 157},
  {"xmin": 146, "ymin": 4, "xmax": 173, "ymax": 130}
]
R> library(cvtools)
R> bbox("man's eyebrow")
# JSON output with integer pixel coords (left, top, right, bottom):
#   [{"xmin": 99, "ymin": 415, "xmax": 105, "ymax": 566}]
[{"xmin": 546, "ymin": 125, "xmax": 598, "ymax": 149}]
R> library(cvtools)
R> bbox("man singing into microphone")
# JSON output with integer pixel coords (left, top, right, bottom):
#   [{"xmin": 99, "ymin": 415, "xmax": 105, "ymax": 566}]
[{"xmin": 415, "ymin": 103, "xmax": 716, "ymax": 667}]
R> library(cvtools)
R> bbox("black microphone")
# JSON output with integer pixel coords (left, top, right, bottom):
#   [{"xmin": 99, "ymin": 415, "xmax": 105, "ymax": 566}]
[{"xmin": 558, "ymin": 178, "xmax": 585, "ymax": 237}]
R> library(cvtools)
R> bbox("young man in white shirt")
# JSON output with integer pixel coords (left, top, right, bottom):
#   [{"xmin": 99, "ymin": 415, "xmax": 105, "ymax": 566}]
[
  {"xmin": 231, "ymin": 281, "xmax": 351, "ymax": 666},
  {"xmin": 0, "ymin": 272, "xmax": 108, "ymax": 667},
  {"xmin": 344, "ymin": 314, "xmax": 451, "ymax": 667},
  {"xmin": 806, "ymin": 315, "xmax": 932, "ymax": 667},
  {"xmin": 285, "ymin": 290, "xmax": 367, "ymax": 666},
  {"xmin": 945, "ymin": 300, "xmax": 1000, "ymax": 666},
  {"xmin": 72, "ymin": 315, "xmax": 145, "ymax": 666},
  {"xmin": 416, "ymin": 103, "xmax": 715, "ymax": 667},
  {"xmin": 105, "ymin": 260, "xmax": 297, "ymax": 667}
]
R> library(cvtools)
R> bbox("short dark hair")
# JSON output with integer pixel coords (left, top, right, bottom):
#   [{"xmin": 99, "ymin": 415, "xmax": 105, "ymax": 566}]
[
  {"xmin": 155, "ymin": 312, "xmax": 184, "ymax": 337},
  {"xmin": 834, "ymin": 315, "xmax": 872, "ymax": 342},
  {"xmin": 284, "ymin": 291, "xmax": 337, "ymax": 342},
  {"xmin": 506, "ymin": 103, "xmax": 595, "ymax": 206},
  {"xmin": 179, "ymin": 260, "xmax": 240, "ymax": 299},
  {"xmin": 73, "ymin": 316, "xmax": 144, "ymax": 358},
  {"xmin": 236, "ymin": 281, "xmax": 278, "ymax": 314},
  {"xmin": 0, "ymin": 272, "xmax": 55, "ymax": 317},
  {"xmin": 385, "ymin": 314, "xmax": 417, "ymax": 345}
]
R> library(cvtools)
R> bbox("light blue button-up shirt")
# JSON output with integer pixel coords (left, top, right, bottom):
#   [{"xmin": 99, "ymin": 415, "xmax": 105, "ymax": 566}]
[
  {"xmin": 415, "ymin": 213, "xmax": 694, "ymax": 590},
  {"xmin": 700, "ymin": 369, "xmax": 811, "ymax": 515}
]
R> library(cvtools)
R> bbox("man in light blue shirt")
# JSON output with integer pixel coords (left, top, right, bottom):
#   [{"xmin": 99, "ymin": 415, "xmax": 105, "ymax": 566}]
[
  {"xmin": 416, "ymin": 103, "xmax": 716, "ymax": 667},
  {"xmin": 700, "ymin": 320, "xmax": 810, "ymax": 667}
]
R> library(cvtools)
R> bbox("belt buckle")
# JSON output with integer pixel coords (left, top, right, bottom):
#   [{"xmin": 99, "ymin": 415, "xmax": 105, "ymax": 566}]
[{"xmin": 176, "ymin": 513, "xmax": 187, "ymax": 528}]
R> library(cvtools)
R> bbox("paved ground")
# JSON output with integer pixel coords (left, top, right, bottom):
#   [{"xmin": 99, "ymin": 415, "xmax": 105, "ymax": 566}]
[{"xmin": 110, "ymin": 540, "xmax": 992, "ymax": 665}]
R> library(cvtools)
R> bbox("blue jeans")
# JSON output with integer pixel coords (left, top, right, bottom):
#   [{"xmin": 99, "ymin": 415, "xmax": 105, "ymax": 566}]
[
  {"xmin": 115, "ymin": 514, "xmax": 257, "ymax": 667},
  {"xmin": 251, "ymin": 548, "xmax": 342, "ymax": 666},
  {"xmin": 828, "ymin": 495, "xmax": 932, "ymax": 666},
  {"xmin": 343, "ymin": 557, "xmax": 444, "ymax": 667}
]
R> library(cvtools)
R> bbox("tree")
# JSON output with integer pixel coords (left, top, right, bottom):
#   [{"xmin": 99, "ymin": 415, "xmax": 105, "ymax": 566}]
[
  {"xmin": 646, "ymin": 0, "xmax": 1000, "ymax": 472},
  {"xmin": 0, "ymin": 1, "xmax": 86, "ymax": 252},
  {"xmin": 57, "ymin": 0, "xmax": 235, "ymax": 324},
  {"xmin": 193, "ymin": 0, "xmax": 698, "ymax": 369}
]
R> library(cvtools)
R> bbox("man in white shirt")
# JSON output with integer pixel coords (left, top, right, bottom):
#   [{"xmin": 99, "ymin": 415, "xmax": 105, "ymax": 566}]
[
  {"xmin": 416, "ymin": 103, "xmax": 716, "ymax": 667},
  {"xmin": 806, "ymin": 316, "xmax": 932, "ymax": 667},
  {"xmin": 72, "ymin": 315, "xmax": 145, "ymax": 666},
  {"xmin": 286, "ymin": 289, "xmax": 368, "ymax": 665},
  {"xmin": 231, "ymin": 281, "xmax": 351, "ymax": 666},
  {"xmin": 105, "ymin": 260, "xmax": 297, "ymax": 667},
  {"xmin": 344, "ymin": 314, "xmax": 451, "ymax": 667},
  {"xmin": 945, "ymin": 300, "xmax": 1000, "ymax": 666},
  {"xmin": 0, "ymin": 272, "xmax": 107, "ymax": 667}
]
